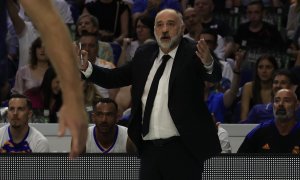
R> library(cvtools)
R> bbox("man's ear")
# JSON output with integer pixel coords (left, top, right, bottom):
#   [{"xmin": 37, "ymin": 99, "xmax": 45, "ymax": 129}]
[{"xmin": 28, "ymin": 110, "xmax": 33, "ymax": 119}]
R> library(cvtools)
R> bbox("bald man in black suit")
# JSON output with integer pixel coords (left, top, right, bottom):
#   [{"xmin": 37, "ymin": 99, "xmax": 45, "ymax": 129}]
[{"xmin": 81, "ymin": 9, "xmax": 222, "ymax": 180}]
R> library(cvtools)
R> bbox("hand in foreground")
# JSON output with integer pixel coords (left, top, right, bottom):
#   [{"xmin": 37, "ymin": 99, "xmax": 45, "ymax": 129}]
[
  {"xmin": 196, "ymin": 39, "xmax": 213, "ymax": 65},
  {"xmin": 58, "ymin": 100, "xmax": 88, "ymax": 158},
  {"xmin": 19, "ymin": 0, "xmax": 88, "ymax": 159}
]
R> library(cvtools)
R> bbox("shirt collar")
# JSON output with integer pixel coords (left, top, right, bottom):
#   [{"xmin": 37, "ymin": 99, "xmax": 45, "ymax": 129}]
[{"xmin": 157, "ymin": 45, "xmax": 179, "ymax": 62}]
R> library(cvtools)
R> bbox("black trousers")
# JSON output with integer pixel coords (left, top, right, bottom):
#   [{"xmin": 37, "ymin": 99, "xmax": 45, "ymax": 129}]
[{"xmin": 139, "ymin": 137, "xmax": 204, "ymax": 180}]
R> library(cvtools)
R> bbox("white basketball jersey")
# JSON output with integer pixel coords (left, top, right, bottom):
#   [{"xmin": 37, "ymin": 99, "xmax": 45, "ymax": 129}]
[{"xmin": 86, "ymin": 125, "xmax": 128, "ymax": 153}]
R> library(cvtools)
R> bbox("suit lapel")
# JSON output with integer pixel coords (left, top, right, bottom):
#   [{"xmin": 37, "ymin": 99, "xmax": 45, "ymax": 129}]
[{"xmin": 169, "ymin": 39, "xmax": 190, "ymax": 92}]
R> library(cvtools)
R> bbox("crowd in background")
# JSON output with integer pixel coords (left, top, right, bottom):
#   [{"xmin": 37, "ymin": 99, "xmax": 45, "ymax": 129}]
[{"xmin": 0, "ymin": 0, "xmax": 300, "ymax": 153}]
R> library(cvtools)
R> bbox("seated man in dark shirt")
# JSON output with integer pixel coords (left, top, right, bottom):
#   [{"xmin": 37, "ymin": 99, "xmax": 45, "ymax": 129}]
[
  {"xmin": 242, "ymin": 69, "xmax": 300, "ymax": 124},
  {"xmin": 194, "ymin": 0, "xmax": 232, "ymax": 38},
  {"xmin": 234, "ymin": 1, "xmax": 284, "ymax": 52},
  {"xmin": 238, "ymin": 89, "xmax": 300, "ymax": 154}
]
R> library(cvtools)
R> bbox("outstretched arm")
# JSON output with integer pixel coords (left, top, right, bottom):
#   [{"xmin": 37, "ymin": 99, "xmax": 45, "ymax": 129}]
[{"xmin": 20, "ymin": 0, "xmax": 88, "ymax": 158}]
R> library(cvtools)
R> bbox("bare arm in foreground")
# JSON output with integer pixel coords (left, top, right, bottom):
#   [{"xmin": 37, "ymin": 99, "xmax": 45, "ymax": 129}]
[{"xmin": 20, "ymin": 0, "xmax": 88, "ymax": 158}]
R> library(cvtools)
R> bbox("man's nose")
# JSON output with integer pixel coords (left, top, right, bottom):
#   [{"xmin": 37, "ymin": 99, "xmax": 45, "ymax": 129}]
[
  {"xmin": 162, "ymin": 24, "xmax": 169, "ymax": 32},
  {"xmin": 274, "ymin": 83, "xmax": 280, "ymax": 88},
  {"xmin": 101, "ymin": 115, "xmax": 109, "ymax": 121},
  {"xmin": 12, "ymin": 109, "xmax": 18, "ymax": 115},
  {"xmin": 278, "ymin": 100, "xmax": 285, "ymax": 106}
]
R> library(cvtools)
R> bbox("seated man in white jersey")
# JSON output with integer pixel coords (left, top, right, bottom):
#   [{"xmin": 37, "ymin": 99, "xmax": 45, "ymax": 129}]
[
  {"xmin": 0, "ymin": 94, "xmax": 49, "ymax": 153},
  {"xmin": 86, "ymin": 98, "xmax": 135, "ymax": 153}
]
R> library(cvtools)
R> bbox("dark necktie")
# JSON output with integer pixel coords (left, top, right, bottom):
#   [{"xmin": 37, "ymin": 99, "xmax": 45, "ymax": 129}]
[{"xmin": 142, "ymin": 54, "xmax": 171, "ymax": 136}]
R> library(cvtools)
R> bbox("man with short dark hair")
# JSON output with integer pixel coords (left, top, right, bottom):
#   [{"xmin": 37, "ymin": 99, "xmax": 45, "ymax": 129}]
[
  {"xmin": 86, "ymin": 98, "xmax": 135, "ymax": 153},
  {"xmin": 234, "ymin": 1, "xmax": 284, "ymax": 51},
  {"xmin": 242, "ymin": 69, "xmax": 300, "ymax": 124},
  {"xmin": 194, "ymin": 0, "xmax": 232, "ymax": 38},
  {"xmin": 0, "ymin": 94, "xmax": 49, "ymax": 153},
  {"xmin": 76, "ymin": 14, "xmax": 114, "ymax": 62}
]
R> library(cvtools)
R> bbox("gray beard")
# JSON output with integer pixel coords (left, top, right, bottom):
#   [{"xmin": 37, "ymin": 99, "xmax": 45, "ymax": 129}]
[
  {"xmin": 274, "ymin": 114, "xmax": 289, "ymax": 123},
  {"xmin": 273, "ymin": 110, "xmax": 293, "ymax": 123},
  {"xmin": 155, "ymin": 33, "xmax": 182, "ymax": 50}
]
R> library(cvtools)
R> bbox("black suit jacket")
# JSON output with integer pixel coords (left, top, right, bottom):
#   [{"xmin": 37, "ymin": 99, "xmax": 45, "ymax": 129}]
[{"xmin": 88, "ymin": 38, "xmax": 222, "ymax": 162}]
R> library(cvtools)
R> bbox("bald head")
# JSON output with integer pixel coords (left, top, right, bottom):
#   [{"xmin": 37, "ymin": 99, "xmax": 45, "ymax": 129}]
[
  {"xmin": 274, "ymin": 89, "xmax": 298, "ymax": 102},
  {"xmin": 155, "ymin": 9, "xmax": 184, "ymax": 26},
  {"xmin": 273, "ymin": 89, "xmax": 298, "ymax": 122},
  {"xmin": 183, "ymin": 7, "xmax": 201, "ymax": 29}
]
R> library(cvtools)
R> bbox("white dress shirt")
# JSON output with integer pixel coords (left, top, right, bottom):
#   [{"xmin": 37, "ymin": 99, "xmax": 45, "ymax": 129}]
[{"xmin": 142, "ymin": 47, "xmax": 180, "ymax": 140}]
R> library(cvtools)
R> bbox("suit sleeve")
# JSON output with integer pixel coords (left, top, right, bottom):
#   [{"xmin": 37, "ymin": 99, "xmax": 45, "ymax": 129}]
[{"xmin": 87, "ymin": 61, "xmax": 133, "ymax": 89}]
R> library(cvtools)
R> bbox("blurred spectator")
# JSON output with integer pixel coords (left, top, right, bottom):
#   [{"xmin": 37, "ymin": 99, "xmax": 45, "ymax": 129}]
[
  {"xmin": 85, "ymin": 98, "xmax": 136, "ymax": 153},
  {"xmin": 234, "ymin": 1, "xmax": 284, "ymax": 51},
  {"xmin": 11, "ymin": 37, "xmax": 50, "ymax": 95},
  {"xmin": 7, "ymin": 0, "xmax": 73, "ymax": 68},
  {"xmin": 199, "ymin": 29, "xmax": 227, "ymax": 73},
  {"xmin": 52, "ymin": 0, "xmax": 74, "ymax": 24},
  {"xmin": 212, "ymin": 114, "xmax": 232, "ymax": 153},
  {"xmin": 7, "ymin": 0, "xmax": 39, "ymax": 68},
  {"xmin": 296, "ymin": 50, "xmax": 300, "ymax": 66},
  {"xmin": 291, "ymin": 59, "xmax": 300, "ymax": 104},
  {"xmin": 79, "ymin": 32, "xmax": 119, "ymax": 99},
  {"xmin": 194, "ymin": 0, "xmax": 233, "ymax": 38},
  {"xmin": 24, "ymin": 67, "xmax": 62, "ymax": 123},
  {"xmin": 18, "ymin": 0, "xmax": 74, "ymax": 24},
  {"xmin": 242, "ymin": 69, "xmax": 300, "ymax": 123},
  {"xmin": 114, "ymin": 85, "xmax": 132, "ymax": 124},
  {"xmin": 218, "ymin": 124, "xmax": 232, "ymax": 153},
  {"xmin": 0, "ymin": 94, "xmax": 49, "ymax": 153},
  {"xmin": 286, "ymin": 0, "xmax": 300, "ymax": 40},
  {"xmin": 65, "ymin": 0, "xmax": 86, "ymax": 23},
  {"xmin": 131, "ymin": 0, "xmax": 182, "ymax": 27},
  {"xmin": 76, "ymin": 14, "xmax": 114, "ymax": 62},
  {"xmin": 238, "ymin": 89, "xmax": 300, "ymax": 153},
  {"xmin": 225, "ymin": 0, "xmax": 242, "ymax": 8},
  {"xmin": 183, "ymin": 7, "xmax": 203, "ymax": 41},
  {"xmin": 240, "ymin": 0, "xmax": 282, "ymax": 8},
  {"xmin": 82, "ymin": 80, "xmax": 102, "ymax": 122},
  {"xmin": 40, "ymin": 67, "xmax": 62, "ymax": 123},
  {"xmin": 204, "ymin": 48, "xmax": 244, "ymax": 123},
  {"xmin": 6, "ymin": 18, "xmax": 19, "ymax": 75},
  {"xmin": 117, "ymin": 16, "xmax": 155, "ymax": 67},
  {"xmin": 240, "ymin": 54, "xmax": 279, "ymax": 121},
  {"xmin": 83, "ymin": 0, "xmax": 131, "ymax": 43}
]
